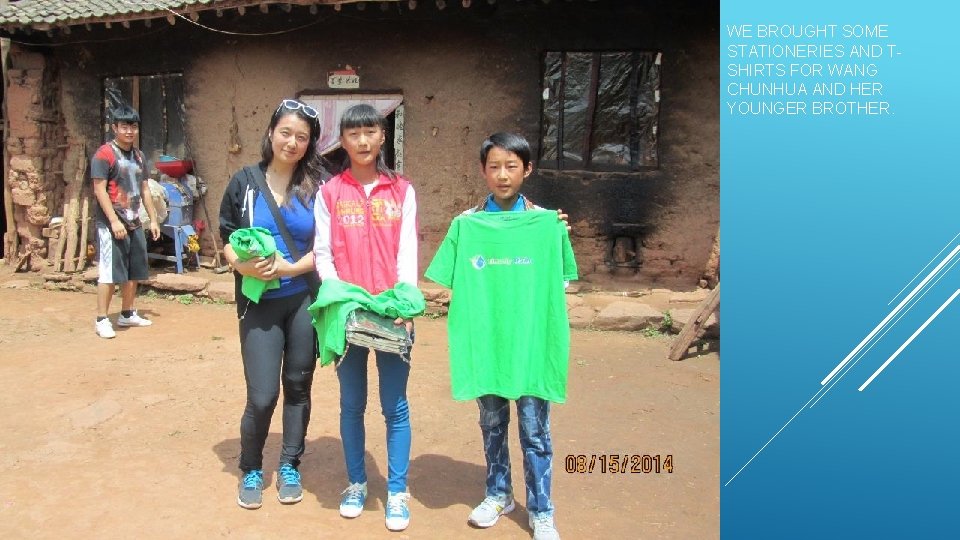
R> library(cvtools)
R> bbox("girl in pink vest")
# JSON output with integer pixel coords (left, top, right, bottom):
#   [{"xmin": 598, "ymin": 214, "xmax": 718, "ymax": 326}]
[{"xmin": 313, "ymin": 104, "xmax": 418, "ymax": 531}]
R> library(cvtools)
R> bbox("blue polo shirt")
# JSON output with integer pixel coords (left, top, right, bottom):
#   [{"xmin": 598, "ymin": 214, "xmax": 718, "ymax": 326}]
[{"xmin": 484, "ymin": 194, "xmax": 528, "ymax": 212}]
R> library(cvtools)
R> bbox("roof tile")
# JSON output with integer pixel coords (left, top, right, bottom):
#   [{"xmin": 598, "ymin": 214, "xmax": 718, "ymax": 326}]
[{"xmin": 0, "ymin": 1, "xmax": 264, "ymax": 26}]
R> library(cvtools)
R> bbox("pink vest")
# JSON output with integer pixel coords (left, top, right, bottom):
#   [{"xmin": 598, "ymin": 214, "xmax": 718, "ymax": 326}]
[{"xmin": 321, "ymin": 170, "xmax": 410, "ymax": 294}]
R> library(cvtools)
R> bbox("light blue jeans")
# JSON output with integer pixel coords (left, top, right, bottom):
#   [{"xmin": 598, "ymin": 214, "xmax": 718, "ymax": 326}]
[
  {"xmin": 477, "ymin": 395, "xmax": 554, "ymax": 517},
  {"xmin": 337, "ymin": 344, "xmax": 411, "ymax": 494}
]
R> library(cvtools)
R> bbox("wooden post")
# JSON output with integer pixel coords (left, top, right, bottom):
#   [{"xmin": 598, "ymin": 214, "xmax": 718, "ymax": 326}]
[
  {"xmin": 2, "ymin": 178, "xmax": 15, "ymax": 262},
  {"xmin": 62, "ymin": 197, "xmax": 79, "ymax": 272},
  {"xmin": 76, "ymin": 193, "xmax": 90, "ymax": 272},
  {"xmin": 2, "ymin": 39, "xmax": 15, "ymax": 264},
  {"xmin": 63, "ymin": 152, "xmax": 87, "ymax": 272},
  {"xmin": 668, "ymin": 283, "xmax": 720, "ymax": 361},
  {"xmin": 51, "ymin": 202, "xmax": 68, "ymax": 271}
]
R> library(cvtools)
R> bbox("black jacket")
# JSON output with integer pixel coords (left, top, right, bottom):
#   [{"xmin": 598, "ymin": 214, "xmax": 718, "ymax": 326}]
[{"xmin": 218, "ymin": 164, "xmax": 265, "ymax": 245}]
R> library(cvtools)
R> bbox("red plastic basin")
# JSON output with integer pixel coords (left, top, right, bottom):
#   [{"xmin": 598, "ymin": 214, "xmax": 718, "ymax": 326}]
[{"xmin": 156, "ymin": 160, "xmax": 193, "ymax": 178}]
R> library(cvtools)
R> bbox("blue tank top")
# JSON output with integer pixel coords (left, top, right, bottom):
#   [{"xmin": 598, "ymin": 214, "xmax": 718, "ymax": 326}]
[{"xmin": 251, "ymin": 193, "xmax": 315, "ymax": 299}]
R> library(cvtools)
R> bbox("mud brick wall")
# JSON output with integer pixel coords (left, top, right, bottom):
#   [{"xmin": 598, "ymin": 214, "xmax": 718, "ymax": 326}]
[
  {"xmin": 5, "ymin": 45, "xmax": 67, "ymax": 270},
  {"xmin": 3, "ymin": 1, "xmax": 718, "ymax": 287}
]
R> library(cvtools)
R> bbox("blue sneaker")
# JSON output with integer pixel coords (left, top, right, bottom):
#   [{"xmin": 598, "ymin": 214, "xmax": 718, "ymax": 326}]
[
  {"xmin": 385, "ymin": 491, "xmax": 411, "ymax": 531},
  {"xmin": 339, "ymin": 482, "xmax": 367, "ymax": 518},
  {"xmin": 237, "ymin": 469, "xmax": 264, "ymax": 509},
  {"xmin": 276, "ymin": 463, "xmax": 303, "ymax": 504}
]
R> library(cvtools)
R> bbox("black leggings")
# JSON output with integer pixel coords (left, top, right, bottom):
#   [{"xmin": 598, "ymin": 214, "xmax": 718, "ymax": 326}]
[{"xmin": 238, "ymin": 290, "xmax": 316, "ymax": 472}]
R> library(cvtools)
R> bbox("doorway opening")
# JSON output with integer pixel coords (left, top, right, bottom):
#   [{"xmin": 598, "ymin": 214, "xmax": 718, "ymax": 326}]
[{"xmin": 298, "ymin": 93, "xmax": 405, "ymax": 177}]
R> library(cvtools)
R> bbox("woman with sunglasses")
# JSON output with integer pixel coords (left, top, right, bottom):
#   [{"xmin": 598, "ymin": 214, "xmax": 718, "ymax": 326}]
[{"xmin": 219, "ymin": 99, "xmax": 327, "ymax": 510}]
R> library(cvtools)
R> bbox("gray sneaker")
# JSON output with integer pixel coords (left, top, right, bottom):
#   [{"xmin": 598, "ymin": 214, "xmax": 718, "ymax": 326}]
[
  {"xmin": 276, "ymin": 463, "xmax": 303, "ymax": 504},
  {"xmin": 529, "ymin": 514, "xmax": 561, "ymax": 540},
  {"xmin": 237, "ymin": 469, "xmax": 264, "ymax": 509},
  {"xmin": 468, "ymin": 494, "xmax": 515, "ymax": 528}
]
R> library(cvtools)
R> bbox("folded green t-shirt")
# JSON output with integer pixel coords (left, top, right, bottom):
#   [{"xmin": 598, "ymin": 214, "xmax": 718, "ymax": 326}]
[
  {"xmin": 228, "ymin": 227, "xmax": 280, "ymax": 303},
  {"xmin": 308, "ymin": 280, "xmax": 426, "ymax": 366}
]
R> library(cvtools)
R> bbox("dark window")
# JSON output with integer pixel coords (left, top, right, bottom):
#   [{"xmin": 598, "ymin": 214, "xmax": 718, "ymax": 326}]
[
  {"xmin": 539, "ymin": 51, "xmax": 661, "ymax": 172},
  {"xmin": 103, "ymin": 73, "xmax": 187, "ymax": 172}
]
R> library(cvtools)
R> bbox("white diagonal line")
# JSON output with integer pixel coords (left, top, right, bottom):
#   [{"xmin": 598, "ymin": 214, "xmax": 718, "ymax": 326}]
[
  {"xmin": 888, "ymin": 231, "xmax": 960, "ymax": 305},
  {"xmin": 810, "ymin": 254, "xmax": 960, "ymax": 408},
  {"xmin": 729, "ymin": 245, "xmax": 960, "ymax": 486},
  {"xmin": 723, "ymin": 389, "xmax": 823, "ymax": 487},
  {"xmin": 859, "ymin": 289, "xmax": 960, "ymax": 391},
  {"xmin": 821, "ymin": 244, "xmax": 960, "ymax": 386}
]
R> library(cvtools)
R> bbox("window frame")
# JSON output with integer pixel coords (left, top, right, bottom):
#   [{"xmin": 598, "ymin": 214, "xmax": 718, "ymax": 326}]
[
  {"xmin": 538, "ymin": 50, "xmax": 662, "ymax": 173},
  {"xmin": 103, "ymin": 72, "xmax": 188, "ymax": 169}
]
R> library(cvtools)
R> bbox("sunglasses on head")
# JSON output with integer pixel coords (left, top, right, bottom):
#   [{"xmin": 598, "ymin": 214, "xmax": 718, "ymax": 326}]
[{"xmin": 276, "ymin": 99, "xmax": 319, "ymax": 119}]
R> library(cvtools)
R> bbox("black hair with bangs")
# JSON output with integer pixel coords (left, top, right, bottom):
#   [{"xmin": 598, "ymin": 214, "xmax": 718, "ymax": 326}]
[{"xmin": 339, "ymin": 103, "xmax": 396, "ymax": 180}]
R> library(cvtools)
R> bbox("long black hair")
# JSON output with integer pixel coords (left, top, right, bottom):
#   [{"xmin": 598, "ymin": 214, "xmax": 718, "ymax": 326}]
[
  {"xmin": 260, "ymin": 99, "xmax": 323, "ymax": 206},
  {"xmin": 339, "ymin": 103, "xmax": 396, "ymax": 180}
]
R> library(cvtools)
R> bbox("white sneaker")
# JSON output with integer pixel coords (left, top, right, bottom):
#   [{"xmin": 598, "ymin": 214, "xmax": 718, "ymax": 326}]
[
  {"xmin": 529, "ymin": 514, "xmax": 561, "ymax": 540},
  {"xmin": 339, "ymin": 482, "xmax": 367, "ymax": 518},
  {"xmin": 468, "ymin": 495, "xmax": 515, "ymax": 528},
  {"xmin": 95, "ymin": 318, "xmax": 116, "ymax": 339},
  {"xmin": 117, "ymin": 311, "xmax": 152, "ymax": 327},
  {"xmin": 385, "ymin": 491, "xmax": 411, "ymax": 531}
]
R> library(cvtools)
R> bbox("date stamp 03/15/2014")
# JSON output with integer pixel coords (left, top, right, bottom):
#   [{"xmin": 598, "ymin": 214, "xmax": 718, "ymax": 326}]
[{"xmin": 564, "ymin": 454, "xmax": 674, "ymax": 474}]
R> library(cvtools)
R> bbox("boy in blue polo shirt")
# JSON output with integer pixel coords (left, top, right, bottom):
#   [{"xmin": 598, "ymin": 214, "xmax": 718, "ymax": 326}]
[{"xmin": 426, "ymin": 132, "xmax": 576, "ymax": 540}]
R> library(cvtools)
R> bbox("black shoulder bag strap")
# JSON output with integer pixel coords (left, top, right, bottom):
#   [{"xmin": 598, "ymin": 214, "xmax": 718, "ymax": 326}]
[{"xmin": 243, "ymin": 166, "xmax": 321, "ymax": 293}]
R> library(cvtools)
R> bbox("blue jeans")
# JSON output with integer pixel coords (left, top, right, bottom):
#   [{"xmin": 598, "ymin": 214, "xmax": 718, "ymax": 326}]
[
  {"xmin": 477, "ymin": 395, "xmax": 554, "ymax": 517},
  {"xmin": 337, "ymin": 344, "xmax": 411, "ymax": 493}
]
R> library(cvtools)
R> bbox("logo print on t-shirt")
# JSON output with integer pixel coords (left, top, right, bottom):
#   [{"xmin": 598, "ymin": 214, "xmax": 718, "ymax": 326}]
[
  {"xmin": 110, "ymin": 151, "xmax": 143, "ymax": 221},
  {"xmin": 471, "ymin": 255, "xmax": 486, "ymax": 269}
]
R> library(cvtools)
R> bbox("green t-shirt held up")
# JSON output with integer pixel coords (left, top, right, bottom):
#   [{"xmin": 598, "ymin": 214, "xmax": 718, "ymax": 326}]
[{"xmin": 425, "ymin": 211, "xmax": 578, "ymax": 403}]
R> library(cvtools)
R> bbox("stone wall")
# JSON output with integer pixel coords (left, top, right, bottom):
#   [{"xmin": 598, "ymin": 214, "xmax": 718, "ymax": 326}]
[{"xmin": 4, "ymin": 45, "xmax": 66, "ymax": 270}]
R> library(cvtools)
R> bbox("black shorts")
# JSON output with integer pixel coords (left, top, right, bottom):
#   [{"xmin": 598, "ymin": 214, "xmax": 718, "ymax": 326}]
[{"xmin": 96, "ymin": 222, "xmax": 149, "ymax": 284}]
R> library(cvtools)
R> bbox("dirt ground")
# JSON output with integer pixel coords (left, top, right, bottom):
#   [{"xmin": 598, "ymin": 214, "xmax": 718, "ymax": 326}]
[{"xmin": 0, "ymin": 267, "xmax": 718, "ymax": 540}]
